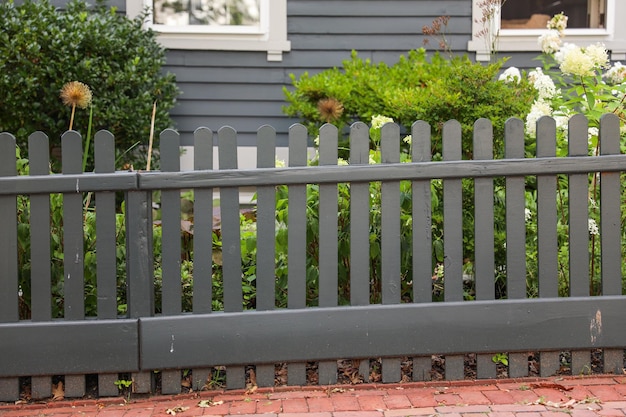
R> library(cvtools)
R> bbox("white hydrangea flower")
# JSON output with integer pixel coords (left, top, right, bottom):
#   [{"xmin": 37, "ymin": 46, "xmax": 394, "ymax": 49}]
[
  {"xmin": 559, "ymin": 44, "xmax": 595, "ymax": 77},
  {"xmin": 275, "ymin": 158, "xmax": 286, "ymax": 168},
  {"xmin": 524, "ymin": 208, "xmax": 532, "ymax": 222},
  {"xmin": 538, "ymin": 30, "xmax": 562, "ymax": 54},
  {"xmin": 499, "ymin": 66, "xmax": 522, "ymax": 84},
  {"xmin": 402, "ymin": 135, "xmax": 412, "ymax": 145},
  {"xmin": 604, "ymin": 62, "xmax": 626, "ymax": 85},
  {"xmin": 528, "ymin": 67, "xmax": 558, "ymax": 101},
  {"xmin": 588, "ymin": 126, "xmax": 599, "ymax": 141},
  {"xmin": 588, "ymin": 218, "xmax": 599, "ymax": 236},
  {"xmin": 337, "ymin": 158, "xmax": 349, "ymax": 166},
  {"xmin": 584, "ymin": 43, "xmax": 609, "ymax": 69},
  {"xmin": 554, "ymin": 42, "xmax": 577, "ymax": 64},
  {"xmin": 371, "ymin": 115, "xmax": 394, "ymax": 130},
  {"xmin": 548, "ymin": 12, "xmax": 568, "ymax": 33},
  {"xmin": 525, "ymin": 100, "xmax": 553, "ymax": 137}
]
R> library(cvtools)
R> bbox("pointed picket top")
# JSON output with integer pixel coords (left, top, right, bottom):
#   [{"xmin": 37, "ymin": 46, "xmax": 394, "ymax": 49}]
[
  {"xmin": 194, "ymin": 127, "xmax": 213, "ymax": 171},
  {"xmin": 536, "ymin": 116, "xmax": 556, "ymax": 158},
  {"xmin": 600, "ymin": 113, "xmax": 620, "ymax": 156},
  {"xmin": 319, "ymin": 123, "xmax": 338, "ymax": 165},
  {"xmin": 257, "ymin": 125, "xmax": 276, "ymax": 169},
  {"xmin": 95, "ymin": 130, "xmax": 115, "ymax": 174},
  {"xmin": 61, "ymin": 130, "xmax": 83, "ymax": 174},
  {"xmin": 473, "ymin": 118, "xmax": 493, "ymax": 160},
  {"xmin": 381, "ymin": 122, "xmax": 400, "ymax": 164},
  {"xmin": 0, "ymin": 132, "xmax": 16, "ymax": 176},
  {"xmin": 160, "ymin": 128, "xmax": 180, "ymax": 172},
  {"xmin": 505, "ymin": 118, "xmax": 525, "ymax": 159},
  {"xmin": 288, "ymin": 123, "xmax": 308, "ymax": 167},
  {"xmin": 568, "ymin": 114, "xmax": 588, "ymax": 157},
  {"xmin": 216, "ymin": 126, "xmax": 237, "ymax": 170},
  {"xmin": 411, "ymin": 120, "xmax": 431, "ymax": 163},
  {"xmin": 443, "ymin": 119, "xmax": 462, "ymax": 161}
]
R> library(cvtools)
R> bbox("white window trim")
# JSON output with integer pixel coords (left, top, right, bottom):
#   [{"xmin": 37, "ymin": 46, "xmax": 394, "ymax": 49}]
[
  {"xmin": 468, "ymin": 0, "xmax": 626, "ymax": 61},
  {"xmin": 126, "ymin": 0, "xmax": 290, "ymax": 61}
]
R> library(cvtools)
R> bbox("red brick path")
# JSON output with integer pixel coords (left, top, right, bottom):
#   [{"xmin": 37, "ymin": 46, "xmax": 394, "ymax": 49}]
[{"xmin": 2, "ymin": 375, "xmax": 626, "ymax": 417}]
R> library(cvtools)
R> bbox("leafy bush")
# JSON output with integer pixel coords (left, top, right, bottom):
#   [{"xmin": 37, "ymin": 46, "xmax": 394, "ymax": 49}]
[
  {"xmin": 0, "ymin": 0, "xmax": 179, "ymax": 170},
  {"xmin": 283, "ymin": 49, "xmax": 536, "ymax": 158}
]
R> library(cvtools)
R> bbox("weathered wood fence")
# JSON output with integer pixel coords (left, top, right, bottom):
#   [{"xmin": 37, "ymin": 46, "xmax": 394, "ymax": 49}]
[{"xmin": 0, "ymin": 114, "xmax": 625, "ymax": 401}]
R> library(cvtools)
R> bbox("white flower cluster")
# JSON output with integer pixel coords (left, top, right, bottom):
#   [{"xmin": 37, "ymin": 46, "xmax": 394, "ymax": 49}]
[
  {"xmin": 538, "ymin": 30, "xmax": 562, "ymax": 54},
  {"xmin": 604, "ymin": 62, "xmax": 626, "ymax": 85},
  {"xmin": 588, "ymin": 218, "xmax": 599, "ymax": 236},
  {"xmin": 547, "ymin": 12, "xmax": 568, "ymax": 32},
  {"xmin": 556, "ymin": 43, "xmax": 609, "ymax": 77},
  {"xmin": 525, "ymin": 99, "xmax": 553, "ymax": 137},
  {"xmin": 371, "ymin": 115, "xmax": 394, "ymax": 130},
  {"xmin": 528, "ymin": 68, "xmax": 557, "ymax": 101},
  {"xmin": 498, "ymin": 67, "xmax": 521, "ymax": 84},
  {"xmin": 538, "ymin": 13, "xmax": 567, "ymax": 54}
]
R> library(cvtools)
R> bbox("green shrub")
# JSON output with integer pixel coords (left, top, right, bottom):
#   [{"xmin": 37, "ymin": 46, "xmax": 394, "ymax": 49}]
[
  {"xmin": 0, "ymin": 0, "xmax": 179, "ymax": 170},
  {"xmin": 283, "ymin": 49, "xmax": 536, "ymax": 158}
]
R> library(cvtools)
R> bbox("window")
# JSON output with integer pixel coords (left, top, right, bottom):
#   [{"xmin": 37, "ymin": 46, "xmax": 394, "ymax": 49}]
[
  {"xmin": 153, "ymin": 0, "xmax": 260, "ymax": 27},
  {"xmin": 468, "ymin": 0, "xmax": 626, "ymax": 61},
  {"xmin": 126, "ymin": 0, "xmax": 290, "ymax": 61}
]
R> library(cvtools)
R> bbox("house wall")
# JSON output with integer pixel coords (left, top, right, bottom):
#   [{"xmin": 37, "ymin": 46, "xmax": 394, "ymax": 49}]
[{"xmin": 165, "ymin": 0, "xmax": 474, "ymax": 155}]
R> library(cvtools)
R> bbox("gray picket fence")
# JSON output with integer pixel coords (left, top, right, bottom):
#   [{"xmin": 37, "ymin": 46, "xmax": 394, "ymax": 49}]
[{"xmin": 1, "ymin": 114, "xmax": 625, "ymax": 402}]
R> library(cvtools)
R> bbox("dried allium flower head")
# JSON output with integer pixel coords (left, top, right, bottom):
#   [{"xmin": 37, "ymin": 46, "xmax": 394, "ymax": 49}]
[
  {"xmin": 317, "ymin": 97, "xmax": 344, "ymax": 122},
  {"xmin": 60, "ymin": 81, "xmax": 92, "ymax": 109}
]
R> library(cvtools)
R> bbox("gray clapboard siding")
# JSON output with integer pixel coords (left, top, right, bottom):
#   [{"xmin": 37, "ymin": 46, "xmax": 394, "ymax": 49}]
[{"xmin": 166, "ymin": 0, "xmax": 473, "ymax": 146}]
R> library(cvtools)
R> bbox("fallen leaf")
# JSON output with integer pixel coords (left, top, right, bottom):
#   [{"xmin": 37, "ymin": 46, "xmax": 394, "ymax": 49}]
[
  {"xmin": 198, "ymin": 399, "xmax": 223, "ymax": 408},
  {"xmin": 166, "ymin": 406, "xmax": 189, "ymax": 415},
  {"xmin": 52, "ymin": 381, "xmax": 64, "ymax": 401}
]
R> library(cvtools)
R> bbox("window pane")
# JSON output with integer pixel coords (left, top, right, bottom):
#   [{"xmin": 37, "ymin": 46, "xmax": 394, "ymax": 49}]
[
  {"xmin": 501, "ymin": 0, "xmax": 606, "ymax": 29},
  {"xmin": 153, "ymin": 0, "xmax": 260, "ymax": 26}
]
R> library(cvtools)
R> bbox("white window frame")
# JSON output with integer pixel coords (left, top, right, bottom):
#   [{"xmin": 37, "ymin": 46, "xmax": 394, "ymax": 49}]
[
  {"xmin": 468, "ymin": 0, "xmax": 626, "ymax": 61},
  {"xmin": 126, "ymin": 0, "xmax": 290, "ymax": 61}
]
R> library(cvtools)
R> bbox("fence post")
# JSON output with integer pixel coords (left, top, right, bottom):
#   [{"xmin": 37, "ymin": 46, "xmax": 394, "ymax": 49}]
[{"xmin": 126, "ymin": 177, "xmax": 154, "ymax": 393}]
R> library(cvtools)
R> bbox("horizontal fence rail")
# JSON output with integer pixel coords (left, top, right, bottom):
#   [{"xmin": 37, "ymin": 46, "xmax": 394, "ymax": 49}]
[{"xmin": 0, "ymin": 115, "xmax": 625, "ymax": 401}]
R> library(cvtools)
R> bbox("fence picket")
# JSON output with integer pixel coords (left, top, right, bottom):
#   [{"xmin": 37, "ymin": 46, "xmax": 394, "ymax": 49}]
[
  {"xmin": 217, "ymin": 126, "xmax": 245, "ymax": 389},
  {"xmin": 504, "ymin": 118, "xmax": 530, "ymax": 378},
  {"xmin": 567, "ymin": 115, "xmax": 592, "ymax": 375},
  {"xmin": 27, "ymin": 132, "xmax": 54, "ymax": 399},
  {"xmin": 191, "ymin": 127, "xmax": 214, "ymax": 391},
  {"xmin": 599, "ymin": 113, "xmax": 624, "ymax": 373},
  {"xmin": 287, "ymin": 123, "xmax": 308, "ymax": 385},
  {"xmin": 473, "ymin": 119, "xmax": 497, "ymax": 379},
  {"xmin": 61, "ymin": 131, "xmax": 86, "ymax": 397},
  {"xmin": 159, "ymin": 129, "xmax": 184, "ymax": 394},
  {"xmin": 349, "ymin": 122, "xmax": 372, "ymax": 381},
  {"xmin": 411, "ymin": 121, "xmax": 433, "ymax": 381},
  {"xmin": 380, "ymin": 123, "xmax": 401, "ymax": 383},
  {"xmin": 442, "ymin": 120, "xmax": 464, "ymax": 380},
  {"xmin": 0, "ymin": 132, "xmax": 18, "ymax": 401},
  {"xmin": 94, "ymin": 130, "xmax": 122, "ymax": 396},
  {"xmin": 255, "ymin": 125, "xmax": 277, "ymax": 387},
  {"xmin": 536, "ymin": 116, "xmax": 560, "ymax": 376},
  {"xmin": 318, "ymin": 123, "xmax": 339, "ymax": 385}
]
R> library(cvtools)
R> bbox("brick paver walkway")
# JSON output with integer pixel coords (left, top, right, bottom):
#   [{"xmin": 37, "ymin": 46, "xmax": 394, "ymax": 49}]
[{"xmin": 2, "ymin": 375, "xmax": 626, "ymax": 417}]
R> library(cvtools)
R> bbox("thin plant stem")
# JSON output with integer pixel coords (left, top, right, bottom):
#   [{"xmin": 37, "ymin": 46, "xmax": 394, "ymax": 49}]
[
  {"xmin": 82, "ymin": 105, "xmax": 94, "ymax": 173},
  {"xmin": 146, "ymin": 100, "xmax": 157, "ymax": 171},
  {"xmin": 69, "ymin": 103, "xmax": 76, "ymax": 131}
]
